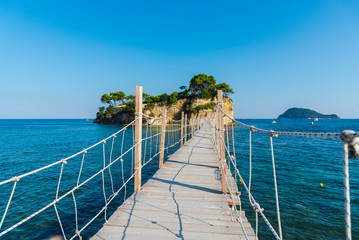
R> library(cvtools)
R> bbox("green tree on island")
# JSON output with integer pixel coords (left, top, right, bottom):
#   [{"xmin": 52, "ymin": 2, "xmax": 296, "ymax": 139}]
[
  {"xmin": 188, "ymin": 74, "xmax": 234, "ymax": 99},
  {"xmin": 95, "ymin": 73, "xmax": 234, "ymax": 123},
  {"xmin": 110, "ymin": 91, "xmax": 126, "ymax": 106},
  {"xmin": 100, "ymin": 91, "xmax": 126, "ymax": 106}
]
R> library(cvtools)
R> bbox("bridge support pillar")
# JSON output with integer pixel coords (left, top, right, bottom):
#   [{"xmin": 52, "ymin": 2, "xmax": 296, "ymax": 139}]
[
  {"xmin": 181, "ymin": 111, "xmax": 184, "ymax": 147},
  {"xmin": 134, "ymin": 85, "xmax": 143, "ymax": 192},
  {"xmin": 184, "ymin": 114, "xmax": 187, "ymax": 144},
  {"xmin": 217, "ymin": 90, "xmax": 228, "ymax": 194},
  {"xmin": 159, "ymin": 109, "xmax": 167, "ymax": 168}
]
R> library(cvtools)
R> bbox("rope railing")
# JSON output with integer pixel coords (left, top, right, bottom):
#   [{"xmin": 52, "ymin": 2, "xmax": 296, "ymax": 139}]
[
  {"xmin": 6, "ymin": 87, "xmax": 355, "ymax": 240},
  {"xmin": 212, "ymin": 90, "xmax": 358, "ymax": 240},
  {"xmin": 211, "ymin": 122, "xmax": 250, "ymax": 240},
  {"xmin": 0, "ymin": 106, "xmax": 200, "ymax": 239},
  {"xmin": 0, "ymin": 116, "xmax": 137, "ymax": 187},
  {"xmin": 213, "ymin": 117, "xmax": 281, "ymax": 240}
]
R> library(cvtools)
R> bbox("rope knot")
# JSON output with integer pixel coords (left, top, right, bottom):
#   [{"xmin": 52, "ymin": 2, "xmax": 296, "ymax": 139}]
[
  {"xmin": 13, "ymin": 176, "xmax": 20, "ymax": 182},
  {"xmin": 250, "ymin": 126, "xmax": 257, "ymax": 132},
  {"xmin": 340, "ymin": 130, "xmax": 359, "ymax": 158},
  {"xmin": 83, "ymin": 149, "xmax": 87, "ymax": 154},
  {"xmin": 61, "ymin": 159, "xmax": 67, "ymax": 164},
  {"xmin": 269, "ymin": 130, "xmax": 278, "ymax": 137},
  {"xmin": 253, "ymin": 202, "xmax": 264, "ymax": 213},
  {"xmin": 103, "ymin": 140, "xmax": 106, "ymax": 144},
  {"xmin": 113, "ymin": 134, "xmax": 117, "ymax": 138}
]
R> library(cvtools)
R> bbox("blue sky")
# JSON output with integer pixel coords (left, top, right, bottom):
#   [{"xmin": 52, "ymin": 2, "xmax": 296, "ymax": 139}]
[{"xmin": 0, "ymin": 0, "xmax": 358, "ymax": 118}]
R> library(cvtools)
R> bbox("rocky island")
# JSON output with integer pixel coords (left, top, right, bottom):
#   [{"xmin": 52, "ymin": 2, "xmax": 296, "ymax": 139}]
[
  {"xmin": 94, "ymin": 74, "xmax": 234, "ymax": 124},
  {"xmin": 278, "ymin": 107, "xmax": 339, "ymax": 119}
]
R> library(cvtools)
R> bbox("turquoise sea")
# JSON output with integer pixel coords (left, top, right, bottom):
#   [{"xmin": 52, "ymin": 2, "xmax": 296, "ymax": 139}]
[{"xmin": 0, "ymin": 119, "xmax": 358, "ymax": 239}]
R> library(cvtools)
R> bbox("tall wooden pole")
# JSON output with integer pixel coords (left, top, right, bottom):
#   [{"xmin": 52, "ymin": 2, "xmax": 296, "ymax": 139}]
[
  {"xmin": 216, "ymin": 99, "xmax": 221, "ymax": 168},
  {"xmin": 134, "ymin": 86, "xmax": 143, "ymax": 192},
  {"xmin": 213, "ymin": 111, "xmax": 217, "ymax": 149},
  {"xmin": 217, "ymin": 90, "xmax": 228, "ymax": 194},
  {"xmin": 191, "ymin": 118, "xmax": 194, "ymax": 138},
  {"xmin": 180, "ymin": 111, "xmax": 184, "ymax": 147},
  {"xmin": 184, "ymin": 114, "xmax": 187, "ymax": 144},
  {"xmin": 159, "ymin": 109, "xmax": 167, "ymax": 168}
]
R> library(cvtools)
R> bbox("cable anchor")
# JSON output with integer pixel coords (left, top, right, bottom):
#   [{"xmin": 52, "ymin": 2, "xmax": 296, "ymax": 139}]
[{"xmin": 340, "ymin": 130, "xmax": 359, "ymax": 158}]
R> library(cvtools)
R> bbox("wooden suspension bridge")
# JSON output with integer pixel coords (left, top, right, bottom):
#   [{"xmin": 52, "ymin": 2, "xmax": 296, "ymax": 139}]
[
  {"xmin": 91, "ymin": 87, "xmax": 254, "ymax": 239},
  {"xmin": 92, "ymin": 120, "xmax": 254, "ymax": 239},
  {"xmin": 1, "ymin": 86, "xmax": 356, "ymax": 240}
]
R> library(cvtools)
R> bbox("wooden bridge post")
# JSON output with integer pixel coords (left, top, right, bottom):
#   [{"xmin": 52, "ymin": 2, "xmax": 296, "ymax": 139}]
[
  {"xmin": 184, "ymin": 114, "xmax": 187, "ymax": 143},
  {"xmin": 191, "ymin": 118, "xmax": 194, "ymax": 138},
  {"xmin": 159, "ymin": 109, "xmax": 167, "ymax": 168},
  {"xmin": 181, "ymin": 111, "xmax": 184, "ymax": 147},
  {"xmin": 134, "ymin": 86, "xmax": 143, "ymax": 192},
  {"xmin": 217, "ymin": 90, "xmax": 228, "ymax": 194},
  {"xmin": 216, "ymin": 108, "xmax": 221, "ymax": 168},
  {"xmin": 213, "ymin": 112, "xmax": 217, "ymax": 149}
]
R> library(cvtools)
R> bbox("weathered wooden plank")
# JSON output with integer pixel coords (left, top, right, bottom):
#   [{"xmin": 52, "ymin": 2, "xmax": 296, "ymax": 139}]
[
  {"xmin": 91, "ymin": 123, "xmax": 255, "ymax": 239},
  {"xmin": 92, "ymin": 226, "xmax": 256, "ymax": 240}
]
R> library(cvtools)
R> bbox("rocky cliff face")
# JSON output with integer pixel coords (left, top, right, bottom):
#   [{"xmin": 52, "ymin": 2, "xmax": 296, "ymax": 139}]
[
  {"xmin": 95, "ymin": 97, "xmax": 234, "ymax": 125},
  {"xmin": 94, "ymin": 111, "xmax": 134, "ymax": 124},
  {"xmin": 144, "ymin": 97, "xmax": 233, "ymax": 125}
]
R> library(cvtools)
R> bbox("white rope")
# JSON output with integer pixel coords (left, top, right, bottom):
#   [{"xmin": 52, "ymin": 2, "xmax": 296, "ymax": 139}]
[
  {"xmin": 120, "ymin": 128, "xmax": 127, "ymax": 202},
  {"xmin": 143, "ymin": 121, "xmax": 149, "ymax": 164},
  {"xmin": 71, "ymin": 191, "xmax": 81, "ymax": 239},
  {"xmin": 142, "ymin": 114, "xmax": 164, "ymax": 120},
  {"xmin": 270, "ymin": 135, "xmax": 283, "ymax": 240},
  {"xmin": 102, "ymin": 141, "xmax": 108, "ymax": 222},
  {"xmin": 108, "ymin": 136, "xmax": 116, "ymax": 195},
  {"xmin": 76, "ymin": 151, "xmax": 87, "ymax": 186},
  {"xmin": 343, "ymin": 143, "xmax": 352, "ymax": 240},
  {"xmin": 248, "ymin": 130, "xmax": 254, "ymax": 206},
  {"xmin": 0, "ymin": 181, "xmax": 17, "ymax": 229},
  {"xmin": 231, "ymin": 122, "xmax": 237, "ymax": 182},
  {"xmin": 247, "ymin": 129, "xmax": 260, "ymax": 239},
  {"xmin": 54, "ymin": 203, "xmax": 66, "ymax": 240},
  {"xmin": 217, "ymin": 123, "xmax": 281, "ymax": 240},
  {"xmin": 131, "ymin": 125, "xmax": 135, "ymax": 176}
]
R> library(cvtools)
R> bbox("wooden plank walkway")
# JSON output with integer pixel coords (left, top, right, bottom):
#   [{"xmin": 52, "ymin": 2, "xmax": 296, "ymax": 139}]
[{"xmin": 92, "ymin": 124, "xmax": 255, "ymax": 239}]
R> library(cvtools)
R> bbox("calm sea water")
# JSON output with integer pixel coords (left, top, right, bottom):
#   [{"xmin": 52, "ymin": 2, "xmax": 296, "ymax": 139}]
[{"xmin": 0, "ymin": 119, "xmax": 358, "ymax": 239}]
